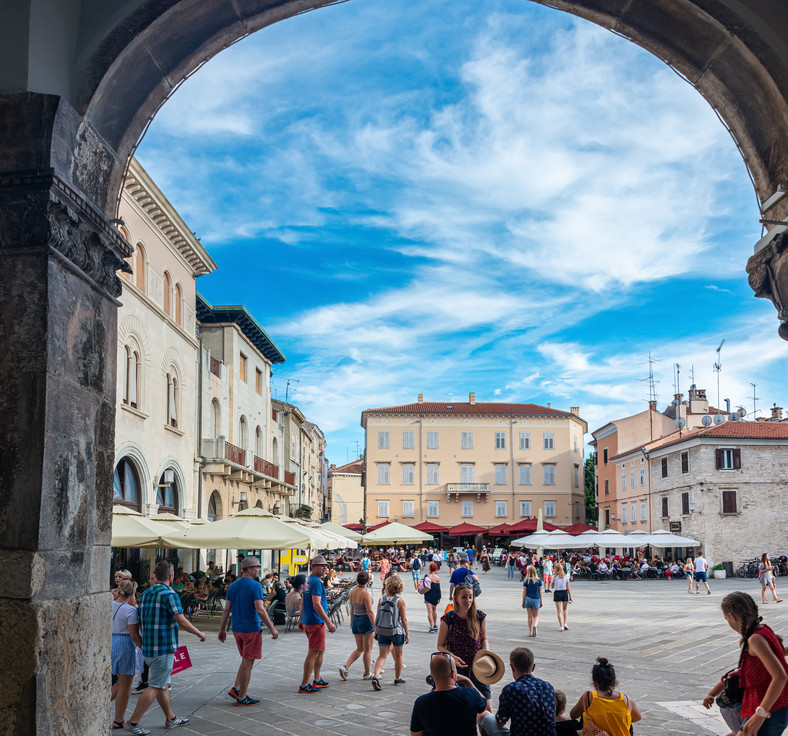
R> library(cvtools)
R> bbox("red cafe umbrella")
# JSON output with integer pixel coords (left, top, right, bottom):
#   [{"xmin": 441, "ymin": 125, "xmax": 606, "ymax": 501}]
[
  {"xmin": 560, "ymin": 523, "xmax": 597, "ymax": 535},
  {"xmin": 413, "ymin": 521, "xmax": 448, "ymax": 533},
  {"xmin": 343, "ymin": 523, "xmax": 364, "ymax": 532},
  {"xmin": 509, "ymin": 518, "xmax": 560, "ymax": 533},
  {"xmin": 448, "ymin": 522, "xmax": 487, "ymax": 536},
  {"xmin": 486, "ymin": 523, "xmax": 514, "ymax": 536}
]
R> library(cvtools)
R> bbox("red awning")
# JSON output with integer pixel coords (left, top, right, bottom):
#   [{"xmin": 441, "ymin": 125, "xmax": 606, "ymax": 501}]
[
  {"xmin": 366, "ymin": 522, "xmax": 387, "ymax": 531},
  {"xmin": 509, "ymin": 518, "xmax": 560, "ymax": 533},
  {"xmin": 413, "ymin": 521, "xmax": 448, "ymax": 533},
  {"xmin": 343, "ymin": 523, "xmax": 364, "ymax": 532},
  {"xmin": 560, "ymin": 523, "xmax": 597, "ymax": 535},
  {"xmin": 486, "ymin": 523, "xmax": 514, "ymax": 536},
  {"xmin": 448, "ymin": 522, "xmax": 487, "ymax": 535}
]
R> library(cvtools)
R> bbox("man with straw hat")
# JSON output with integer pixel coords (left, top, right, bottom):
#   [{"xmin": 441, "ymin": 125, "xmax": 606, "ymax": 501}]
[
  {"xmin": 298, "ymin": 555, "xmax": 336, "ymax": 694},
  {"xmin": 410, "ymin": 649, "xmax": 498, "ymax": 735}
]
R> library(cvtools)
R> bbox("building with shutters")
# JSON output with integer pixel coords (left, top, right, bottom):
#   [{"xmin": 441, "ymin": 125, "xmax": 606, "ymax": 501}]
[
  {"xmin": 329, "ymin": 459, "xmax": 364, "ymax": 525},
  {"xmin": 361, "ymin": 394, "xmax": 587, "ymax": 528},
  {"xmin": 648, "ymin": 419, "xmax": 788, "ymax": 565}
]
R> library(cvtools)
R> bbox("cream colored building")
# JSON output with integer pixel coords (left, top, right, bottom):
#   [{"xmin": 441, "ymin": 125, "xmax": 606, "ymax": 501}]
[
  {"xmin": 362, "ymin": 395, "xmax": 587, "ymax": 527},
  {"xmin": 328, "ymin": 459, "xmax": 364, "ymax": 525}
]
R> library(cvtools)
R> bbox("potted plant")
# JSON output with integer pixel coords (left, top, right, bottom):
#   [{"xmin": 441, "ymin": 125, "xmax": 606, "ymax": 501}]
[{"xmin": 713, "ymin": 563, "xmax": 726, "ymax": 579}]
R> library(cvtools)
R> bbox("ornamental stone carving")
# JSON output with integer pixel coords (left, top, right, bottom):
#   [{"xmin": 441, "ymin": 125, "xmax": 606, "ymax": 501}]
[{"xmin": 747, "ymin": 231, "xmax": 788, "ymax": 340}]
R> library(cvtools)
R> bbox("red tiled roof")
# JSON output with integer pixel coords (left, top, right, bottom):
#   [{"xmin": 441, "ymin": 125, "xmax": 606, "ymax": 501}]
[
  {"xmin": 648, "ymin": 420, "xmax": 788, "ymax": 452},
  {"xmin": 330, "ymin": 460, "xmax": 363, "ymax": 475},
  {"xmin": 363, "ymin": 402, "xmax": 575, "ymax": 417}
]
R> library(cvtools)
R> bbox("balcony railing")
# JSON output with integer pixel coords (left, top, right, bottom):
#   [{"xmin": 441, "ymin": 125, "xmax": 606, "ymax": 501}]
[
  {"xmin": 447, "ymin": 483, "xmax": 490, "ymax": 492},
  {"xmin": 284, "ymin": 470, "xmax": 295, "ymax": 486},
  {"xmin": 225, "ymin": 441, "xmax": 246, "ymax": 466},
  {"xmin": 254, "ymin": 455, "xmax": 279, "ymax": 479}
]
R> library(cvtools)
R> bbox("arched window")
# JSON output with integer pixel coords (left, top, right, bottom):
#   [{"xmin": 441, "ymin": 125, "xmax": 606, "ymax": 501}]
[
  {"xmin": 135, "ymin": 243, "xmax": 146, "ymax": 292},
  {"xmin": 239, "ymin": 416, "xmax": 248, "ymax": 451},
  {"xmin": 272, "ymin": 437, "xmax": 279, "ymax": 466},
  {"xmin": 207, "ymin": 490, "xmax": 222, "ymax": 522},
  {"xmin": 174, "ymin": 283, "xmax": 183, "ymax": 326},
  {"xmin": 122, "ymin": 345, "xmax": 139, "ymax": 408},
  {"xmin": 255, "ymin": 500, "xmax": 263, "ymax": 509},
  {"xmin": 166, "ymin": 372, "xmax": 178, "ymax": 428},
  {"xmin": 255, "ymin": 426, "xmax": 263, "ymax": 457},
  {"xmin": 156, "ymin": 469, "xmax": 179, "ymax": 514},
  {"xmin": 163, "ymin": 271, "xmax": 172, "ymax": 316},
  {"xmin": 113, "ymin": 457, "xmax": 141, "ymax": 510},
  {"xmin": 210, "ymin": 398, "xmax": 220, "ymax": 439}
]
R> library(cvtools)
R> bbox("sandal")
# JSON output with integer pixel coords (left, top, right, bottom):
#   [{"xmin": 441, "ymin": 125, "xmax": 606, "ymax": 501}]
[{"xmin": 112, "ymin": 721, "xmax": 124, "ymax": 730}]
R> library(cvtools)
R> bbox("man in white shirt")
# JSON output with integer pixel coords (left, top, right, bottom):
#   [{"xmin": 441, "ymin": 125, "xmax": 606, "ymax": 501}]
[{"xmin": 693, "ymin": 553, "xmax": 711, "ymax": 595}]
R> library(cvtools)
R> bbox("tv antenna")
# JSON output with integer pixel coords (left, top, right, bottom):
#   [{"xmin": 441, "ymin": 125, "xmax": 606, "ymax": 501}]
[
  {"xmin": 713, "ymin": 339, "xmax": 725, "ymax": 410},
  {"xmin": 673, "ymin": 363, "xmax": 681, "ymax": 397},
  {"xmin": 285, "ymin": 378, "xmax": 300, "ymax": 403},
  {"xmin": 641, "ymin": 352, "xmax": 660, "ymax": 404},
  {"xmin": 750, "ymin": 382, "xmax": 759, "ymax": 417}
]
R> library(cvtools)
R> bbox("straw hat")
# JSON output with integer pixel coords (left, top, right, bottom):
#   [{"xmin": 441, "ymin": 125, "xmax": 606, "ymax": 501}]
[{"xmin": 472, "ymin": 649, "xmax": 506, "ymax": 684}]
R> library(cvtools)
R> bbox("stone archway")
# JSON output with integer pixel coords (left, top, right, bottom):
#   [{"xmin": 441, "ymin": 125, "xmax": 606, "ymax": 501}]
[{"xmin": 3, "ymin": 1, "xmax": 788, "ymax": 732}]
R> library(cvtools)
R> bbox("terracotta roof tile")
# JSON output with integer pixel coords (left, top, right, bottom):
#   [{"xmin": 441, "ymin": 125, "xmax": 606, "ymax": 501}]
[
  {"xmin": 648, "ymin": 420, "xmax": 788, "ymax": 452},
  {"xmin": 330, "ymin": 460, "xmax": 363, "ymax": 474},
  {"xmin": 362, "ymin": 402, "xmax": 575, "ymax": 417}
]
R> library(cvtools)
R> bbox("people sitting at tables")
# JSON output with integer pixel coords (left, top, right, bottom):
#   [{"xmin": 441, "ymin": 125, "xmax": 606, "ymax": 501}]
[{"xmin": 286, "ymin": 574, "xmax": 307, "ymax": 614}]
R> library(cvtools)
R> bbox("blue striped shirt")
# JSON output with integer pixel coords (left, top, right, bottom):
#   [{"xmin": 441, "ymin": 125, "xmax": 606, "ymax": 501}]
[{"xmin": 139, "ymin": 583, "xmax": 182, "ymax": 657}]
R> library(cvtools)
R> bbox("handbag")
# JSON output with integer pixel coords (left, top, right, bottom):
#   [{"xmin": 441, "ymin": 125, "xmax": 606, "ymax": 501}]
[
  {"xmin": 134, "ymin": 646, "xmax": 145, "ymax": 673},
  {"xmin": 170, "ymin": 645, "xmax": 192, "ymax": 675},
  {"xmin": 719, "ymin": 667, "xmax": 744, "ymax": 707},
  {"xmin": 582, "ymin": 713, "xmax": 612, "ymax": 736}
]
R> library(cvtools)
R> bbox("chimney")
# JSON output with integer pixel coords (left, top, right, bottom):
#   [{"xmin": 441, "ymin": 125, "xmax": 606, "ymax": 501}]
[
  {"xmin": 330, "ymin": 464, "xmax": 335, "ymax": 470},
  {"xmin": 546, "ymin": 403, "xmax": 551, "ymax": 409},
  {"xmin": 649, "ymin": 400, "xmax": 657, "ymax": 412},
  {"xmin": 418, "ymin": 393, "xmax": 423, "ymax": 404},
  {"xmin": 570, "ymin": 406, "xmax": 580, "ymax": 416},
  {"xmin": 469, "ymin": 392, "xmax": 476, "ymax": 405},
  {"xmin": 772, "ymin": 404, "xmax": 783, "ymax": 421},
  {"xmin": 674, "ymin": 393, "xmax": 683, "ymax": 403}
]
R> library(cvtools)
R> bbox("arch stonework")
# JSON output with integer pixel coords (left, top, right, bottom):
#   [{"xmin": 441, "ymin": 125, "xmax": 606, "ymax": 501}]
[{"xmin": 2, "ymin": 0, "xmax": 788, "ymax": 732}]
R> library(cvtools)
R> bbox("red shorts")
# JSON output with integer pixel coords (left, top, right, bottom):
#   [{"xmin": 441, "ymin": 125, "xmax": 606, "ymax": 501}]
[
  {"xmin": 233, "ymin": 630, "xmax": 262, "ymax": 660},
  {"xmin": 303, "ymin": 623, "xmax": 326, "ymax": 651}
]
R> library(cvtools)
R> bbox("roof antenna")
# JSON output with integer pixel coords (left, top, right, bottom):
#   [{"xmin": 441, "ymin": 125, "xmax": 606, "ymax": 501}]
[
  {"xmin": 750, "ymin": 382, "xmax": 759, "ymax": 418},
  {"xmin": 285, "ymin": 377, "xmax": 300, "ymax": 403},
  {"xmin": 641, "ymin": 352, "xmax": 659, "ymax": 405},
  {"xmin": 714, "ymin": 339, "xmax": 725, "ymax": 411}
]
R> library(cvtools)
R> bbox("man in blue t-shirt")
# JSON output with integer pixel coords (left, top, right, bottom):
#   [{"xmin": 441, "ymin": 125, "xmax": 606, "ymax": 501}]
[
  {"xmin": 410, "ymin": 651, "xmax": 487, "ymax": 736},
  {"xmin": 449, "ymin": 553, "xmax": 479, "ymax": 597},
  {"xmin": 298, "ymin": 555, "xmax": 336, "ymax": 694},
  {"xmin": 219, "ymin": 557, "xmax": 279, "ymax": 706}
]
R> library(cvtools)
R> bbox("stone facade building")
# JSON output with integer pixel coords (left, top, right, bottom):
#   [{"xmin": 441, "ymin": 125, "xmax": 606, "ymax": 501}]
[
  {"xmin": 648, "ymin": 420, "xmax": 788, "ymax": 566},
  {"xmin": 362, "ymin": 395, "xmax": 587, "ymax": 527},
  {"xmin": 328, "ymin": 459, "xmax": 364, "ymax": 525}
]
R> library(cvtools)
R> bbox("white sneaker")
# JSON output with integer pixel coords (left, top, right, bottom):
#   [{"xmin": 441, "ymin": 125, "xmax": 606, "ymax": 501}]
[
  {"xmin": 339, "ymin": 666, "xmax": 348, "ymax": 681},
  {"xmin": 362, "ymin": 673, "xmax": 374, "ymax": 680},
  {"xmin": 124, "ymin": 724, "xmax": 151, "ymax": 736}
]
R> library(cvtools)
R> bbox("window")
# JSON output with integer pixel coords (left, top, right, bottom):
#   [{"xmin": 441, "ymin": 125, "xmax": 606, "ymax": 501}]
[
  {"xmin": 427, "ymin": 500, "xmax": 439, "ymax": 518},
  {"xmin": 156, "ymin": 469, "xmax": 179, "ymax": 514},
  {"xmin": 544, "ymin": 501, "xmax": 556, "ymax": 518},
  {"xmin": 402, "ymin": 464, "xmax": 415, "ymax": 485},
  {"xmin": 427, "ymin": 464, "xmax": 440, "ymax": 485},
  {"xmin": 122, "ymin": 345, "xmax": 139, "ymax": 408},
  {"xmin": 603, "ymin": 447, "xmax": 609, "ymax": 464},
  {"xmin": 174, "ymin": 283, "xmax": 183, "ymax": 326},
  {"xmin": 630, "ymin": 470, "xmax": 636, "ymax": 489},
  {"xmin": 402, "ymin": 500, "xmax": 415, "ymax": 518},
  {"xmin": 575, "ymin": 501, "xmax": 580, "ymax": 517},
  {"xmin": 604, "ymin": 507, "xmax": 610, "ymax": 526},
  {"xmin": 716, "ymin": 448, "xmax": 740, "ymax": 470},
  {"xmin": 604, "ymin": 478, "xmax": 609, "ymax": 495},
  {"xmin": 460, "ymin": 465, "xmax": 475, "ymax": 483},
  {"xmin": 520, "ymin": 501, "xmax": 532, "ymax": 517},
  {"xmin": 661, "ymin": 457, "xmax": 668, "ymax": 478},
  {"xmin": 255, "ymin": 425, "xmax": 263, "ymax": 456},
  {"xmin": 378, "ymin": 431, "xmax": 390, "ymax": 449},
  {"xmin": 574, "ymin": 465, "xmax": 580, "ymax": 488},
  {"xmin": 210, "ymin": 398, "xmax": 221, "ymax": 439},
  {"xmin": 519, "ymin": 464, "xmax": 531, "ymax": 485},
  {"xmin": 722, "ymin": 489, "xmax": 738, "ymax": 514},
  {"xmin": 238, "ymin": 415, "xmax": 248, "ymax": 451},
  {"xmin": 163, "ymin": 271, "xmax": 172, "ymax": 315},
  {"xmin": 621, "ymin": 503, "xmax": 627, "ymax": 523},
  {"xmin": 402, "ymin": 430, "xmax": 415, "ymax": 449},
  {"xmin": 134, "ymin": 243, "xmax": 146, "ymax": 292},
  {"xmin": 496, "ymin": 501, "xmax": 507, "ymax": 517},
  {"xmin": 543, "ymin": 433, "xmax": 555, "ymax": 450},
  {"xmin": 113, "ymin": 457, "xmax": 141, "ymax": 510},
  {"xmin": 166, "ymin": 372, "xmax": 178, "ymax": 428},
  {"xmin": 378, "ymin": 464, "xmax": 390, "ymax": 484},
  {"xmin": 519, "ymin": 432, "xmax": 530, "ymax": 450},
  {"xmin": 621, "ymin": 472, "xmax": 626, "ymax": 492},
  {"xmin": 661, "ymin": 497, "xmax": 669, "ymax": 518},
  {"xmin": 377, "ymin": 500, "xmax": 389, "ymax": 517},
  {"xmin": 630, "ymin": 503, "xmax": 636, "ymax": 523},
  {"xmin": 462, "ymin": 500, "xmax": 473, "ymax": 517},
  {"xmin": 239, "ymin": 353, "xmax": 248, "ymax": 383},
  {"xmin": 640, "ymin": 468, "xmax": 646, "ymax": 486},
  {"xmin": 681, "ymin": 492, "xmax": 690, "ymax": 515},
  {"xmin": 574, "ymin": 435, "xmax": 579, "ymax": 453},
  {"xmin": 461, "ymin": 431, "xmax": 473, "ymax": 449},
  {"xmin": 427, "ymin": 431, "xmax": 439, "ymax": 449},
  {"xmin": 495, "ymin": 465, "xmax": 507, "ymax": 485},
  {"xmin": 255, "ymin": 368, "xmax": 263, "ymax": 395},
  {"xmin": 544, "ymin": 464, "xmax": 556, "ymax": 485},
  {"xmin": 681, "ymin": 451, "xmax": 689, "ymax": 474},
  {"xmin": 640, "ymin": 501, "xmax": 647, "ymax": 521},
  {"xmin": 495, "ymin": 432, "xmax": 506, "ymax": 450}
]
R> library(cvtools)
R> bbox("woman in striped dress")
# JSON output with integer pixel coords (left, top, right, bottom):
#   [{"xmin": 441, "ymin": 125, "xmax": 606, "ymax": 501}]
[{"xmin": 111, "ymin": 579, "xmax": 142, "ymax": 730}]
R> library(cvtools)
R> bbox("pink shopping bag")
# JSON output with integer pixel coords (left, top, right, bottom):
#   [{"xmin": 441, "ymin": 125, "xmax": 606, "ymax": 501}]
[{"xmin": 171, "ymin": 645, "xmax": 192, "ymax": 674}]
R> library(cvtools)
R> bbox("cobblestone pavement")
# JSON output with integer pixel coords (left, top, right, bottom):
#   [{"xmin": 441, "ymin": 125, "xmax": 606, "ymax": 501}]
[{"xmin": 121, "ymin": 569, "xmax": 788, "ymax": 735}]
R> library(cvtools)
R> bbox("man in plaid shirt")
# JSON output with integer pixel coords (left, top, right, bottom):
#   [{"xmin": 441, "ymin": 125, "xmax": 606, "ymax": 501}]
[{"xmin": 124, "ymin": 561, "xmax": 206, "ymax": 735}]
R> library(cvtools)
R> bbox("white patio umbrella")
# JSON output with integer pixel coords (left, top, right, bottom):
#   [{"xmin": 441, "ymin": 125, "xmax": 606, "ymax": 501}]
[
  {"xmin": 321, "ymin": 521, "xmax": 363, "ymax": 542},
  {"xmin": 587, "ymin": 528, "xmax": 627, "ymax": 550},
  {"xmin": 361, "ymin": 522, "xmax": 435, "ymax": 545},
  {"xmin": 642, "ymin": 529, "xmax": 701, "ymax": 547},
  {"xmin": 111, "ymin": 506, "xmax": 170, "ymax": 548},
  {"xmin": 274, "ymin": 515, "xmax": 340, "ymax": 550}
]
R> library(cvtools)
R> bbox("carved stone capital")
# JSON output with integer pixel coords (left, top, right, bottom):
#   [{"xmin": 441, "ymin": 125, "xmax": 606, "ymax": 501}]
[
  {"xmin": 747, "ymin": 231, "xmax": 788, "ymax": 340},
  {"xmin": 0, "ymin": 170, "xmax": 131, "ymax": 297}
]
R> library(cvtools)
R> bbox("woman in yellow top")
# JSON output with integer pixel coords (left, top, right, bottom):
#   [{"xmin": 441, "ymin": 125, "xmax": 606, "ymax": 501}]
[{"xmin": 569, "ymin": 657, "xmax": 642, "ymax": 736}]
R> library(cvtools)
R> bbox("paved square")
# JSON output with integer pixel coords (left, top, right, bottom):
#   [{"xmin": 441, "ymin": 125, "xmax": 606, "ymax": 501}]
[{"xmin": 124, "ymin": 569, "xmax": 788, "ymax": 734}]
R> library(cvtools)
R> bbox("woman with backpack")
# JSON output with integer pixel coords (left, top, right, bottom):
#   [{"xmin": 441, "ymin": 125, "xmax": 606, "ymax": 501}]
[
  {"xmin": 436, "ymin": 583, "xmax": 491, "ymax": 711},
  {"xmin": 339, "ymin": 571, "xmax": 376, "ymax": 682},
  {"xmin": 421, "ymin": 562, "xmax": 442, "ymax": 632},
  {"xmin": 370, "ymin": 575, "xmax": 409, "ymax": 691}
]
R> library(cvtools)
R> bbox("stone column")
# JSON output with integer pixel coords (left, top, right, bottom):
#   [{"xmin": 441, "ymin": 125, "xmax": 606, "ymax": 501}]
[{"xmin": 0, "ymin": 129, "xmax": 130, "ymax": 731}]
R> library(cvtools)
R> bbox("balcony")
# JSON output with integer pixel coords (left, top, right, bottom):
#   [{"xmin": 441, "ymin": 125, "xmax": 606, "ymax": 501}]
[
  {"xmin": 254, "ymin": 455, "xmax": 279, "ymax": 479},
  {"xmin": 284, "ymin": 470, "xmax": 295, "ymax": 486},
  {"xmin": 201, "ymin": 436, "xmax": 288, "ymax": 493},
  {"xmin": 446, "ymin": 482, "xmax": 490, "ymax": 503},
  {"xmin": 225, "ymin": 441, "xmax": 245, "ymax": 466}
]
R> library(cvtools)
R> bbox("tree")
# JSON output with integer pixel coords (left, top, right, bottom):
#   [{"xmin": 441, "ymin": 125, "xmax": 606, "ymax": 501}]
[{"xmin": 584, "ymin": 453, "xmax": 597, "ymax": 525}]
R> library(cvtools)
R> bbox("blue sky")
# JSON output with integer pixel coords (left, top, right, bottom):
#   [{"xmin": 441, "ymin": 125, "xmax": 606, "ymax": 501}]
[{"xmin": 137, "ymin": 0, "xmax": 788, "ymax": 463}]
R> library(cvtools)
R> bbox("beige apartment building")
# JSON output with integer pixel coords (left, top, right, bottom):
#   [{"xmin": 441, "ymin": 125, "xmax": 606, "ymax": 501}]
[
  {"xmin": 328, "ymin": 459, "xmax": 364, "ymax": 525},
  {"xmin": 362, "ymin": 395, "xmax": 587, "ymax": 527}
]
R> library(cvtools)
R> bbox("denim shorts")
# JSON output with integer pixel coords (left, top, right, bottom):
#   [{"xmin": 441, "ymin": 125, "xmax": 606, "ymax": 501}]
[
  {"xmin": 351, "ymin": 615, "xmax": 374, "ymax": 635},
  {"xmin": 524, "ymin": 596, "xmax": 541, "ymax": 609},
  {"xmin": 145, "ymin": 653, "xmax": 174, "ymax": 689},
  {"xmin": 376, "ymin": 632, "xmax": 405, "ymax": 647}
]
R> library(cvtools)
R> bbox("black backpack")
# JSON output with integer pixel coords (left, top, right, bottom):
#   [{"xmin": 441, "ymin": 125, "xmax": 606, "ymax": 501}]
[{"xmin": 464, "ymin": 568, "xmax": 482, "ymax": 598}]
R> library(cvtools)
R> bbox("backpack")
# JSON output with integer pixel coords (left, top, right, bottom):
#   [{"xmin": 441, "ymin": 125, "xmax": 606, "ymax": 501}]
[
  {"xmin": 465, "ymin": 568, "xmax": 482, "ymax": 598},
  {"xmin": 412, "ymin": 557, "xmax": 421, "ymax": 572},
  {"xmin": 375, "ymin": 595, "xmax": 401, "ymax": 636},
  {"xmin": 417, "ymin": 575, "xmax": 432, "ymax": 594}
]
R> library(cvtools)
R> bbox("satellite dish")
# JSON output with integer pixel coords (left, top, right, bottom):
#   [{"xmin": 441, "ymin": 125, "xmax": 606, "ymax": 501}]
[
  {"xmin": 714, "ymin": 414, "xmax": 725, "ymax": 425},
  {"xmin": 729, "ymin": 413, "xmax": 739, "ymax": 421},
  {"xmin": 738, "ymin": 407, "xmax": 747, "ymax": 418},
  {"xmin": 674, "ymin": 417, "xmax": 686, "ymax": 429},
  {"xmin": 702, "ymin": 415, "xmax": 712, "ymax": 427}
]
